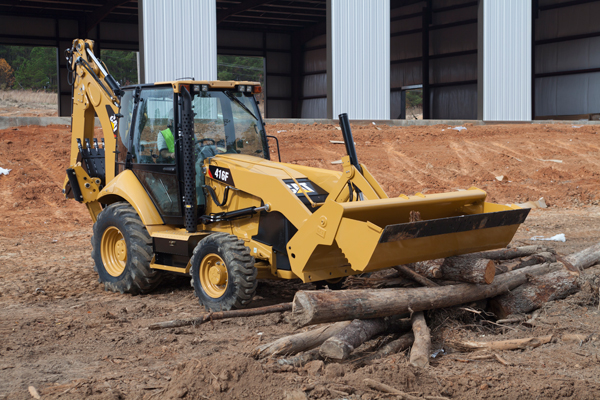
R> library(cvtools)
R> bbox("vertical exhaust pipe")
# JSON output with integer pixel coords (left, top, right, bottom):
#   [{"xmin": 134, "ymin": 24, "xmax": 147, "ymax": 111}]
[
  {"xmin": 180, "ymin": 87, "xmax": 197, "ymax": 233},
  {"xmin": 338, "ymin": 113, "xmax": 362, "ymax": 174}
]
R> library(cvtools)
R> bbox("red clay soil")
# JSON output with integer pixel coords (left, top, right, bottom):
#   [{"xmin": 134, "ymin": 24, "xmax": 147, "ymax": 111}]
[{"xmin": 1, "ymin": 122, "xmax": 600, "ymax": 400}]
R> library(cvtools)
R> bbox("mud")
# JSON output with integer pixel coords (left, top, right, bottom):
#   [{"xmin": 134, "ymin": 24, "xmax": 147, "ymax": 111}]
[{"xmin": 1, "ymin": 122, "xmax": 600, "ymax": 399}]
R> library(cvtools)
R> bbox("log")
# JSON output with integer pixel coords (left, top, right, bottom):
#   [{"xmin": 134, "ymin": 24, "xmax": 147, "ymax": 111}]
[
  {"xmin": 440, "ymin": 256, "xmax": 496, "ymax": 284},
  {"xmin": 413, "ymin": 259, "xmax": 443, "ymax": 279},
  {"xmin": 357, "ymin": 332, "xmax": 414, "ymax": 365},
  {"xmin": 393, "ymin": 265, "xmax": 439, "ymax": 287},
  {"xmin": 319, "ymin": 317, "xmax": 412, "ymax": 360},
  {"xmin": 496, "ymin": 252, "xmax": 556, "ymax": 274},
  {"xmin": 292, "ymin": 262, "xmax": 565, "ymax": 327},
  {"xmin": 364, "ymin": 379, "xmax": 450, "ymax": 400},
  {"xmin": 473, "ymin": 245, "xmax": 554, "ymax": 260},
  {"xmin": 489, "ymin": 269, "xmax": 580, "ymax": 319},
  {"xmin": 148, "ymin": 302, "xmax": 292, "ymax": 330},
  {"xmin": 564, "ymin": 242, "xmax": 600, "ymax": 270},
  {"xmin": 252, "ymin": 320, "xmax": 351, "ymax": 359},
  {"xmin": 451, "ymin": 335, "xmax": 553, "ymax": 351},
  {"xmin": 409, "ymin": 312, "xmax": 431, "ymax": 368}
]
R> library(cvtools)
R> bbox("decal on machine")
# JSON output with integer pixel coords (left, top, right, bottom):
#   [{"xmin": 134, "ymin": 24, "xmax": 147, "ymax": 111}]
[
  {"xmin": 286, "ymin": 181, "xmax": 315, "ymax": 194},
  {"xmin": 105, "ymin": 105, "xmax": 118, "ymax": 137},
  {"xmin": 208, "ymin": 165, "xmax": 235, "ymax": 186}
]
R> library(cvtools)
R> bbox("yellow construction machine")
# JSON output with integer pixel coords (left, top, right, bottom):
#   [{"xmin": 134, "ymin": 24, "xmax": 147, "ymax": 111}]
[{"xmin": 63, "ymin": 39, "xmax": 529, "ymax": 311}]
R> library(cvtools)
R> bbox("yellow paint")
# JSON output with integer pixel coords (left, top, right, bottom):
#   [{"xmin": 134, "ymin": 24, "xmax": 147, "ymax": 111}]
[{"xmin": 101, "ymin": 226, "xmax": 126, "ymax": 277}]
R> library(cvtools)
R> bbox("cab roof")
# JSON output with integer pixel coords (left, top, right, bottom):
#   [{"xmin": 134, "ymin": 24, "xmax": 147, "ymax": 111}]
[{"xmin": 156, "ymin": 80, "xmax": 261, "ymax": 93}]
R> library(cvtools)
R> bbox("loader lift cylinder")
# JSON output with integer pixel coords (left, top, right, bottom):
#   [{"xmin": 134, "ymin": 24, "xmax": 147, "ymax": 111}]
[
  {"xmin": 180, "ymin": 87, "xmax": 197, "ymax": 233},
  {"xmin": 339, "ymin": 113, "xmax": 362, "ymax": 174}
]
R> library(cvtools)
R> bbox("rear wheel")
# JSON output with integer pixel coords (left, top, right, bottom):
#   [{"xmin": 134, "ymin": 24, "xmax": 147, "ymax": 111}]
[
  {"xmin": 91, "ymin": 202, "xmax": 162, "ymax": 294},
  {"xmin": 190, "ymin": 233, "xmax": 257, "ymax": 311}
]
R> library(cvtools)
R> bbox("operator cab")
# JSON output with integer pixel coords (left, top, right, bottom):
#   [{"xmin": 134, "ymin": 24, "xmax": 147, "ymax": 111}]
[{"xmin": 115, "ymin": 81, "xmax": 269, "ymax": 225}]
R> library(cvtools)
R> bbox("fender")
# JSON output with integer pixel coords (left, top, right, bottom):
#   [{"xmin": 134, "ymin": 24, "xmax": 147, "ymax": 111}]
[{"xmin": 97, "ymin": 170, "xmax": 164, "ymax": 226}]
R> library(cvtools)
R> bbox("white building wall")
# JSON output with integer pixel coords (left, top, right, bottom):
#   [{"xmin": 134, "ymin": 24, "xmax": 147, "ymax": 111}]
[
  {"xmin": 482, "ymin": 0, "xmax": 532, "ymax": 121},
  {"xmin": 327, "ymin": 0, "xmax": 390, "ymax": 120},
  {"xmin": 140, "ymin": 0, "xmax": 216, "ymax": 83}
]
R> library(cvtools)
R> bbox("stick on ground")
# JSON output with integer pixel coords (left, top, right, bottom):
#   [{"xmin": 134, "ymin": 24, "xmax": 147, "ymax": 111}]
[
  {"xmin": 409, "ymin": 312, "xmax": 431, "ymax": 368},
  {"xmin": 148, "ymin": 303, "xmax": 292, "ymax": 330}
]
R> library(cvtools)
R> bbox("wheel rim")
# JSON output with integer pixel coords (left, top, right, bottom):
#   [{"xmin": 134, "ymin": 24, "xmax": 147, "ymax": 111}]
[
  {"xmin": 101, "ymin": 226, "xmax": 127, "ymax": 277},
  {"xmin": 200, "ymin": 254, "xmax": 228, "ymax": 298}
]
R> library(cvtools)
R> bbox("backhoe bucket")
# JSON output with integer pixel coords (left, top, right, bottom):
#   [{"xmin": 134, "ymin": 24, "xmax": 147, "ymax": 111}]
[{"xmin": 287, "ymin": 188, "xmax": 529, "ymax": 282}]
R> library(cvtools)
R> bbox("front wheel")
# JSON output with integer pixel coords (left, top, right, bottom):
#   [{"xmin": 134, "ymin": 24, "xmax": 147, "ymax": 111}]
[
  {"xmin": 91, "ymin": 202, "xmax": 162, "ymax": 294},
  {"xmin": 190, "ymin": 233, "xmax": 257, "ymax": 312}
]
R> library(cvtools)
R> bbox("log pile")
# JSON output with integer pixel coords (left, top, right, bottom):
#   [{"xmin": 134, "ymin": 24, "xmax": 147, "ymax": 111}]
[{"xmin": 249, "ymin": 243, "xmax": 600, "ymax": 367}]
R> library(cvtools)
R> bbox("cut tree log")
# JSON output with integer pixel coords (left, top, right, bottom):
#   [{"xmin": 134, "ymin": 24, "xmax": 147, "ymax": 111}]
[
  {"xmin": 394, "ymin": 265, "xmax": 439, "ymax": 287},
  {"xmin": 496, "ymin": 252, "xmax": 556, "ymax": 274},
  {"xmin": 252, "ymin": 320, "xmax": 351, "ymax": 359},
  {"xmin": 451, "ymin": 335, "xmax": 553, "ymax": 351},
  {"xmin": 292, "ymin": 262, "xmax": 565, "ymax": 327},
  {"xmin": 319, "ymin": 317, "xmax": 412, "ymax": 360},
  {"xmin": 473, "ymin": 245, "xmax": 554, "ymax": 260},
  {"xmin": 409, "ymin": 312, "xmax": 431, "ymax": 368},
  {"xmin": 564, "ymin": 242, "xmax": 600, "ymax": 270},
  {"xmin": 148, "ymin": 302, "xmax": 292, "ymax": 330},
  {"xmin": 413, "ymin": 259, "xmax": 443, "ymax": 279},
  {"xmin": 357, "ymin": 332, "xmax": 414, "ymax": 365},
  {"xmin": 489, "ymin": 269, "xmax": 580, "ymax": 319},
  {"xmin": 440, "ymin": 256, "xmax": 496, "ymax": 284}
]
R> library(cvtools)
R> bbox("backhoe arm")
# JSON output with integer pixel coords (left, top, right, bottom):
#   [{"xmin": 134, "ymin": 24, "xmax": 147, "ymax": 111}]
[{"xmin": 63, "ymin": 38, "xmax": 123, "ymax": 221}]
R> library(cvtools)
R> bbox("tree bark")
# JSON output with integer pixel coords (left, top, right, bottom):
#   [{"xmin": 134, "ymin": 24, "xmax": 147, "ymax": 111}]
[
  {"xmin": 413, "ymin": 259, "xmax": 443, "ymax": 279},
  {"xmin": 473, "ymin": 245, "xmax": 554, "ymax": 260},
  {"xmin": 393, "ymin": 265, "xmax": 439, "ymax": 287},
  {"xmin": 451, "ymin": 335, "xmax": 553, "ymax": 351},
  {"xmin": 148, "ymin": 302, "xmax": 292, "ymax": 330},
  {"xmin": 276, "ymin": 348, "xmax": 321, "ymax": 367},
  {"xmin": 292, "ymin": 262, "xmax": 564, "ymax": 327},
  {"xmin": 489, "ymin": 269, "xmax": 580, "ymax": 319},
  {"xmin": 318, "ymin": 317, "xmax": 411, "ymax": 360},
  {"xmin": 251, "ymin": 320, "xmax": 351, "ymax": 359},
  {"xmin": 440, "ymin": 256, "xmax": 496, "ymax": 284},
  {"xmin": 357, "ymin": 333, "xmax": 414, "ymax": 365},
  {"xmin": 409, "ymin": 312, "xmax": 431, "ymax": 368},
  {"xmin": 496, "ymin": 252, "xmax": 556, "ymax": 274},
  {"xmin": 564, "ymin": 242, "xmax": 600, "ymax": 270},
  {"xmin": 319, "ymin": 318, "xmax": 390, "ymax": 360}
]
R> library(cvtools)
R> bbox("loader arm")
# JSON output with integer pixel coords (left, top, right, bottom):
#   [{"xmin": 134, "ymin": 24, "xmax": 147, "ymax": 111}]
[{"xmin": 63, "ymin": 39, "xmax": 123, "ymax": 221}]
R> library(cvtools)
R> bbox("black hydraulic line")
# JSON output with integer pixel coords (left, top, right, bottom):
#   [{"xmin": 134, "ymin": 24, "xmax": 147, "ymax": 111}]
[
  {"xmin": 66, "ymin": 168, "xmax": 83, "ymax": 203},
  {"xmin": 203, "ymin": 185, "xmax": 231, "ymax": 207},
  {"xmin": 338, "ymin": 113, "xmax": 362, "ymax": 174}
]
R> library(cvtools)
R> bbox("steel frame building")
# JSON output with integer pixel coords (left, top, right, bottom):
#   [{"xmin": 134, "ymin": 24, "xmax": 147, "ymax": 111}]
[{"xmin": 0, "ymin": 0, "xmax": 598, "ymax": 121}]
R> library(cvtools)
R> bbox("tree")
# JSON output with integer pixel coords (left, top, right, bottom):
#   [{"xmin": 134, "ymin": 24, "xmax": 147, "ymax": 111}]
[
  {"xmin": 101, "ymin": 50, "xmax": 138, "ymax": 85},
  {"xmin": 217, "ymin": 55, "xmax": 264, "ymax": 85},
  {"xmin": 13, "ymin": 47, "xmax": 57, "ymax": 91},
  {"xmin": 0, "ymin": 58, "xmax": 14, "ymax": 89}
]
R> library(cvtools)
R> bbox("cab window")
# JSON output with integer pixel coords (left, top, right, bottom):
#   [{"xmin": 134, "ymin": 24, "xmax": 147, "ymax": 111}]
[{"xmin": 132, "ymin": 87, "xmax": 175, "ymax": 164}]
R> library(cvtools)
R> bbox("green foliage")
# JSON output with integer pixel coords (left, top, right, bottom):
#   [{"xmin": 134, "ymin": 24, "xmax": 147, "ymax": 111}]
[
  {"xmin": 406, "ymin": 90, "xmax": 423, "ymax": 108},
  {"xmin": 101, "ymin": 50, "xmax": 138, "ymax": 85},
  {"xmin": 217, "ymin": 55, "xmax": 264, "ymax": 85},
  {"xmin": 0, "ymin": 45, "xmax": 57, "ymax": 91}
]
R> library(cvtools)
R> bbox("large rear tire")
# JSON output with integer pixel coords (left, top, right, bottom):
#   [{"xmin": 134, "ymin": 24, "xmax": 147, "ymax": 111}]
[
  {"xmin": 91, "ymin": 202, "xmax": 162, "ymax": 294},
  {"xmin": 190, "ymin": 232, "xmax": 257, "ymax": 312}
]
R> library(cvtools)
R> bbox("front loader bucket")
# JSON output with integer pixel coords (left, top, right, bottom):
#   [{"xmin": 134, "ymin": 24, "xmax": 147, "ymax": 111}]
[{"xmin": 286, "ymin": 188, "xmax": 529, "ymax": 282}]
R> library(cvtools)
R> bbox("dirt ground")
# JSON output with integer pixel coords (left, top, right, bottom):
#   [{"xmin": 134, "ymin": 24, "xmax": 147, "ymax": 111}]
[{"xmin": 1, "ymin": 121, "xmax": 600, "ymax": 400}]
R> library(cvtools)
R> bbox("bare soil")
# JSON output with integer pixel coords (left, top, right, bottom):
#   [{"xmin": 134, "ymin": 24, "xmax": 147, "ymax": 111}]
[{"xmin": 1, "ymin": 122, "xmax": 599, "ymax": 400}]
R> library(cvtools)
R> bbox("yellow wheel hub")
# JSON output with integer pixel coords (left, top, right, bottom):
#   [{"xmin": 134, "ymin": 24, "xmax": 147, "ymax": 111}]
[
  {"xmin": 200, "ymin": 254, "xmax": 228, "ymax": 298},
  {"xmin": 101, "ymin": 226, "xmax": 127, "ymax": 277}
]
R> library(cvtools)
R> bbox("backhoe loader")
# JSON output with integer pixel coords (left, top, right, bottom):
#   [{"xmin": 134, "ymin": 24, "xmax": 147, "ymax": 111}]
[{"xmin": 63, "ymin": 39, "xmax": 529, "ymax": 311}]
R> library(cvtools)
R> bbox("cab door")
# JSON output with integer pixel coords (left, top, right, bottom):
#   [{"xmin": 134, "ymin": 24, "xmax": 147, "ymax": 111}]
[{"xmin": 129, "ymin": 86, "xmax": 183, "ymax": 225}]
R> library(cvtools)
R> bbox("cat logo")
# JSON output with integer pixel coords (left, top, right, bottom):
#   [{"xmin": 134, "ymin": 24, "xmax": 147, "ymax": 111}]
[
  {"xmin": 286, "ymin": 182, "xmax": 315, "ymax": 194},
  {"xmin": 106, "ymin": 105, "xmax": 118, "ymax": 138}
]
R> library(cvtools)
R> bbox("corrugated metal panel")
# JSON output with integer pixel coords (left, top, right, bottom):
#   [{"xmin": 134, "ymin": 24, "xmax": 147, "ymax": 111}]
[
  {"xmin": 328, "ymin": 0, "xmax": 390, "ymax": 119},
  {"xmin": 142, "ymin": 0, "xmax": 217, "ymax": 83},
  {"xmin": 483, "ymin": 0, "xmax": 532, "ymax": 121}
]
